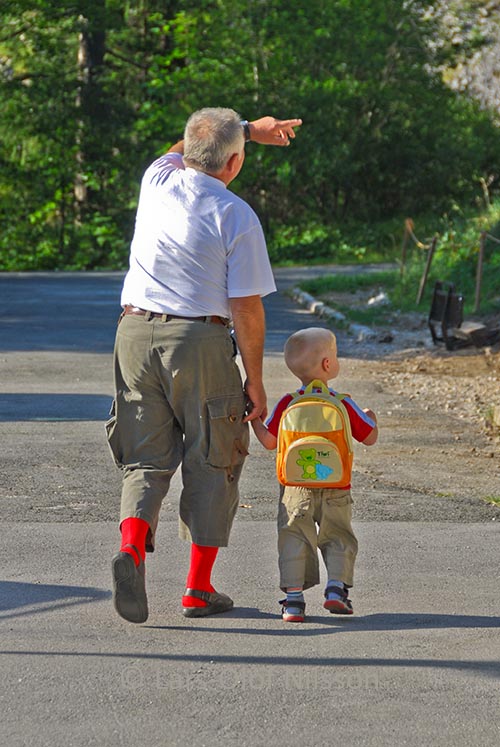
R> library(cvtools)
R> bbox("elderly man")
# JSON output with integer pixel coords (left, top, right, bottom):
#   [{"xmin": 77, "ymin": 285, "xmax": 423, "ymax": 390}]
[{"xmin": 107, "ymin": 108, "xmax": 302, "ymax": 623}]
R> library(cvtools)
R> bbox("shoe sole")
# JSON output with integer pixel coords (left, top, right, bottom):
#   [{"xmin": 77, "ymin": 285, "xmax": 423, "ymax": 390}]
[
  {"xmin": 283, "ymin": 614, "xmax": 305, "ymax": 623},
  {"xmin": 323, "ymin": 599, "xmax": 353, "ymax": 615},
  {"xmin": 182, "ymin": 598, "xmax": 234, "ymax": 618},
  {"xmin": 112, "ymin": 553, "xmax": 148, "ymax": 624}
]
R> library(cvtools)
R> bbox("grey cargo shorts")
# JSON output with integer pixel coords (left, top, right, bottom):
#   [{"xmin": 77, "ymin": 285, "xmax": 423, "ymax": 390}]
[{"xmin": 106, "ymin": 314, "xmax": 249, "ymax": 549}]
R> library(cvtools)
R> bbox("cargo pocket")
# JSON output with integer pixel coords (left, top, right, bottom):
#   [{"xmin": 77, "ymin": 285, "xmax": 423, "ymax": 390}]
[
  {"xmin": 325, "ymin": 490, "xmax": 352, "ymax": 508},
  {"xmin": 281, "ymin": 487, "xmax": 311, "ymax": 523},
  {"xmin": 105, "ymin": 399, "xmax": 124, "ymax": 468},
  {"xmin": 206, "ymin": 394, "xmax": 249, "ymax": 470}
]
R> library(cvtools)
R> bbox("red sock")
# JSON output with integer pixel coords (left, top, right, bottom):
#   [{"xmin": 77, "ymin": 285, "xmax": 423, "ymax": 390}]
[
  {"xmin": 119, "ymin": 517, "xmax": 149, "ymax": 566},
  {"xmin": 182, "ymin": 543, "xmax": 219, "ymax": 608}
]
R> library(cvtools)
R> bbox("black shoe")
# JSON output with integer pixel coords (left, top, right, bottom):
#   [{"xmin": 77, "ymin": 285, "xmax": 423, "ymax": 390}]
[
  {"xmin": 111, "ymin": 545, "xmax": 148, "ymax": 624},
  {"xmin": 182, "ymin": 588, "xmax": 234, "ymax": 618}
]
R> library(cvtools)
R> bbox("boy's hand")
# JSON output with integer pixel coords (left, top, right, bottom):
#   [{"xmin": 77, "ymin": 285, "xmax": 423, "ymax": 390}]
[
  {"xmin": 250, "ymin": 416, "xmax": 261, "ymax": 432},
  {"xmin": 250, "ymin": 412, "xmax": 278, "ymax": 451}
]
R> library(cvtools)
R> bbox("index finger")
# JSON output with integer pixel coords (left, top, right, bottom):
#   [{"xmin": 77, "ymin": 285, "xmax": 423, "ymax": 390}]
[{"xmin": 280, "ymin": 118, "xmax": 303, "ymax": 137}]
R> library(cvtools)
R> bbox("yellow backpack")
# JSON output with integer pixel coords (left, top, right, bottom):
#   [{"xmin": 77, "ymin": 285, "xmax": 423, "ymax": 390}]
[{"xmin": 276, "ymin": 379, "xmax": 353, "ymax": 489}]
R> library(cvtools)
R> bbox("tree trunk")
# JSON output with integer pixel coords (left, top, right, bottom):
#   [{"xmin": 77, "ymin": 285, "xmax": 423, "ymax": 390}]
[{"xmin": 74, "ymin": 9, "xmax": 106, "ymax": 222}]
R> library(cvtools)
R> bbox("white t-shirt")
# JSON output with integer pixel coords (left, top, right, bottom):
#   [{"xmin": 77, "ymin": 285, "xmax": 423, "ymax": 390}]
[{"xmin": 121, "ymin": 152, "xmax": 276, "ymax": 317}]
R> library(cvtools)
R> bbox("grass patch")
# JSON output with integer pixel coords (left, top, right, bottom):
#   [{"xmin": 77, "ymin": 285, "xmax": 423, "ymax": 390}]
[
  {"xmin": 299, "ymin": 269, "xmax": 419, "ymax": 326},
  {"xmin": 483, "ymin": 405, "xmax": 500, "ymax": 433},
  {"xmin": 482, "ymin": 496, "xmax": 500, "ymax": 507},
  {"xmin": 297, "ymin": 243, "xmax": 500, "ymax": 325},
  {"xmin": 300, "ymin": 270, "xmax": 399, "ymax": 295}
]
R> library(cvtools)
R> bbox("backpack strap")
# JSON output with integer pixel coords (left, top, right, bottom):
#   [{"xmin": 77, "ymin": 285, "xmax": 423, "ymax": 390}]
[
  {"xmin": 301, "ymin": 380, "xmax": 350, "ymax": 401},
  {"xmin": 303, "ymin": 379, "xmax": 330, "ymax": 396}
]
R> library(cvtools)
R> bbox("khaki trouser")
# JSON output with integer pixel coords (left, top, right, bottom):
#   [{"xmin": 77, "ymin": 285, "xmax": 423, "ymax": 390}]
[
  {"xmin": 277, "ymin": 486, "xmax": 358, "ymax": 591},
  {"xmin": 106, "ymin": 314, "xmax": 249, "ymax": 549}
]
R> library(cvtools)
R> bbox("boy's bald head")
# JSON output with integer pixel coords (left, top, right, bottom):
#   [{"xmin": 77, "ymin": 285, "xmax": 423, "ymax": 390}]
[{"xmin": 284, "ymin": 327, "xmax": 338, "ymax": 380}]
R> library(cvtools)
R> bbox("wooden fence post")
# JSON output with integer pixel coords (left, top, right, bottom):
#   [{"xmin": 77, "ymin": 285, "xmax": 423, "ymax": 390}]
[
  {"xmin": 416, "ymin": 235, "xmax": 437, "ymax": 305},
  {"xmin": 400, "ymin": 218, "xmax": 413, "ymax": 277},
  {"xmin": 474, "ymin": 231, "xmax": 486, "ymax": 313}
]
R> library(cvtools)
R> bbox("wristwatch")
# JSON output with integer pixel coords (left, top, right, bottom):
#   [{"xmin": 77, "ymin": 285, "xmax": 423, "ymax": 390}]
[{"xmin": 240, "ymin": 120, "xmax": 251, "ymax": 142}]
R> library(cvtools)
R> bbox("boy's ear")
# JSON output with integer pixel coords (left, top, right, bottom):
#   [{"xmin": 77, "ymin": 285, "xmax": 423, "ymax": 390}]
[{"xmin": 323, "ymin": 355, "xmax": 339, "ymax": 375}]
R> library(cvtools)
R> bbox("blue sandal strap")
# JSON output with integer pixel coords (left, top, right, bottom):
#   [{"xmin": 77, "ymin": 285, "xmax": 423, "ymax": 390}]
[{"xmin": 324, "ymin": 584, "xmax": 348, "ymax": 599}]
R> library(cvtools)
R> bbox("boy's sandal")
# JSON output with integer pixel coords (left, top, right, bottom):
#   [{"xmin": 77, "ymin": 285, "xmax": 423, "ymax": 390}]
[
  {"xmin": 182, "ymin": 588, "xmax": 234, "ymax": 618},
  {"xmin": 279, "ymin": 597, "xmax": 306, "ymax": 623},
  {"xmin": 323, "ymin": 584, "xmax": 353, "ymax": 615}
]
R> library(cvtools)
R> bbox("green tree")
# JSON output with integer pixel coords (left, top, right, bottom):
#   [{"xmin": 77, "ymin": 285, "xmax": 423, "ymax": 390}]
[
  {"xmin": 0, "ymin": 1, "xmax": 141, "ymax": 269},
  {"xmin": 1, "ymin": 0, "xmax": 500, "ymax": 270},
  {"xmin": 245, "ymin": 0, "xmax": 500, "ymax": 226}
]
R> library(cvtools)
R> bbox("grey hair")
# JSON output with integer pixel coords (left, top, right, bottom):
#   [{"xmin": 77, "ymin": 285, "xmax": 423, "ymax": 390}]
[{"xmin": 183, "ymin": 107, "xmax": 244, "ymax": 173}]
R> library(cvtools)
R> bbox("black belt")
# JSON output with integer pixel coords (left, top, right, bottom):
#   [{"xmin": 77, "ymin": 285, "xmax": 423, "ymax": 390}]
[{"xmin": 122, "ymin": 305, "xmax": 229, "ymax": 326}]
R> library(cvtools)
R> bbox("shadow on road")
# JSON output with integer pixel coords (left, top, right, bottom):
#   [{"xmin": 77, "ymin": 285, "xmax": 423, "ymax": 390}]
[
  {"xmin": 147, "ymin": 610, "xmax": 500, "ymax": 635},
  {"xmin": 0, "ymin": 393, "xmax": 112, "ymax": 422},
  {"xmin": 0, "ymin": 580, "xmax": 110, "ymax": 620},
  {"xmin": 1, "ymin": 647, "xmax": 498, "ymax": 680}
]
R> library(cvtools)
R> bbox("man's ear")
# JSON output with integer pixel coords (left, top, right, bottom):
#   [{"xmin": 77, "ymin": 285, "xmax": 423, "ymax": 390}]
[
  {"xmin": 226, "ymin": 151, "xmax": 240, "ymax": 175},
  {"xmin": 216, "ymin": 149, "xmax": 244, "ymax": 185}
]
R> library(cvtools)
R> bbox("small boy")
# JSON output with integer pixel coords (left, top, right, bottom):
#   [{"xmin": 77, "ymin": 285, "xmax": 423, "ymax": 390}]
[{"xmin": 251, "ymin": 327, "xmax": 378, "ymax": 622}]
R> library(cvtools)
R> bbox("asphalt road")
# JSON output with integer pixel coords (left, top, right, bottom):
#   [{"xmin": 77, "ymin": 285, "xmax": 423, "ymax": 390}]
[{"xmin": 0, "ymin": 271, "xmax": 499, "ymax": 747}]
